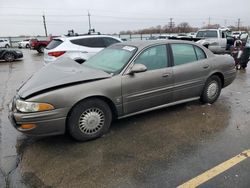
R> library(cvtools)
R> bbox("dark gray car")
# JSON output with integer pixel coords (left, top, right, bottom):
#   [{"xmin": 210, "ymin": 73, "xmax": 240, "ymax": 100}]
[{"xmin": 9, "ymin": 40, "xmax": 236, "ymax": 141}]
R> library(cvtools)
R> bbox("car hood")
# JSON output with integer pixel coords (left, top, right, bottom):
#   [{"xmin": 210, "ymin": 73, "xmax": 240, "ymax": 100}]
[{"xmin": 18, "ymin": 57, "xmax": 112, "ymax": 99}]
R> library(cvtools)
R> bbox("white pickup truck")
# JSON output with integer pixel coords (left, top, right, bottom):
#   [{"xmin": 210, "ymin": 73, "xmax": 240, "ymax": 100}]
[{"xmin": 195, "ymin": 29, "xmax": 234, "ymax": 54}]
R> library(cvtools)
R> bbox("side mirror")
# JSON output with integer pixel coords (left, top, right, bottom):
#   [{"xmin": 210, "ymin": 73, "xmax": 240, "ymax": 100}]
[{"xmin": 129, "ymin": 64, "xmax": 147, "ymax": 74}]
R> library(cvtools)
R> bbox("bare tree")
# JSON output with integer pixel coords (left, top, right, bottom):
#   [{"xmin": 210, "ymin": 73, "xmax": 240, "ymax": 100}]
[{"xmin": 177, "ymin": 22, "xmax": 192, "ymax": 33}]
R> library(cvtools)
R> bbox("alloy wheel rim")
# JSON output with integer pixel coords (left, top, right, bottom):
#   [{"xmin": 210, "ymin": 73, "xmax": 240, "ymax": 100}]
[
  {"xmin": 5, "ymin": 54, "xmax": 14, "ymax": 61},
  {"xmin": 207, "ymin": 82, "xmax": 218, "ymax": 99},
  {"xmin": 78, "ymin": 108, "xmax": 105, "ymax": 135}
]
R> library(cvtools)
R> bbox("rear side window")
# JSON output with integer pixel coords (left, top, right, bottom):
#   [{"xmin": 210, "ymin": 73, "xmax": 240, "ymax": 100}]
[
  {"xmin": 46, "ymin": 39, "xmax": 63, "ymax": 50},
  {"xmin": 0, "ymin": 40, "xmax": 3, "ymax": 42},
  {"xmin": 103, "ymin": 37, "xmax": 120, "ymax": 47},
  {"xmin": 71, "ymin": 37, "xmax": 106, "ymax": 48},
  {"xmin": 171, "ymin": 44, "xmax": 197, "ymax": 66},
  {"xmin": 194, "ymin": 46, "xmax": 206, "ymax": 60}
]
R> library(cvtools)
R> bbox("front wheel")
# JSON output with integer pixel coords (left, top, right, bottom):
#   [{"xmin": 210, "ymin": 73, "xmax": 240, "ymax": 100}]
[
  {"xmin": 201, "ymin": 75, "xmax": 222, "ymax": 104},
  {"xmin": 4, "ymin": 53, "xmax": 15, "ymax": 62},
  {"xmin": 67, "ymin": 99, "xmax": 112, "ymax": 141}
]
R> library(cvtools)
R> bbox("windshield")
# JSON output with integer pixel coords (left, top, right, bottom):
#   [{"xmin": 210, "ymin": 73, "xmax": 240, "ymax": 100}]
[{"xmin": 83, "ymin": 45, "xmax": 137, "ymax": 74}]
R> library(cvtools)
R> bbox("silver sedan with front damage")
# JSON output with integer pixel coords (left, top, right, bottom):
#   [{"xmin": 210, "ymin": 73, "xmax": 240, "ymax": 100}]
[{"xmin": 9, "ymin": 40, "xmax": 236, "ymax": 141}]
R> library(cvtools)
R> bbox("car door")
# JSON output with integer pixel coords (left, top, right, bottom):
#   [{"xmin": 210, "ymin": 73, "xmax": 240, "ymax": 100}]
[
  {"xmin": 121, "ymin": 44, "xmax": 174, "ymax": 115},
  {"xmin": 170, "ymin": 43, "xmax": 211, "ymax": 101},
  {"xmin": 208, "ymin": 31, "xmax": 226, "ymax": 54}
]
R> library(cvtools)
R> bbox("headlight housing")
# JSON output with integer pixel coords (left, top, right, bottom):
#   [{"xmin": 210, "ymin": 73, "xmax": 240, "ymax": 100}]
[{"xmin": 16, "ymin": 99, "xmax": 54, "ymax": 113}]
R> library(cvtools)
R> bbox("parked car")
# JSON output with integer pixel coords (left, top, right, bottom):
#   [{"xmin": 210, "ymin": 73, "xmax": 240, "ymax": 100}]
[
  {"xmin": 0, "ymin": 49, "xmax": 23, "ymax": 62},
  {"xmin": 18, "ymin": 39, "xmax": 30, "ymax": 48},
  {"xmin": 30, "ymin": 37, "xmax": 53, "ymax": 53},
  {"xmin": 196, "ymin": 28, "xmax": 234, "ymax": 54},
  {"xmin": 187, "ymin": 32, "xmax": 196, "ymax": 38},
  {"xmin": 232, "ymin": 31, "xmax": 247, "ymax": 39},
  {"xmin": 44, "ymin": 35, "xmax": 122, "ymax": 65},
  {"xmin": 0, "ymin": 39, "xmax": 10, "ymax": 48},
  {"xmin": 176, "ymin": 33, "xmax": 190, "ymax": 39},
  {"xmin": 9, "ymin": 40, "xmax": 236, "ymax": 141},
  {"xmin": 157, "ymin": 35, "xmax": 169, "ymax": 40},
  {"xmin": 146, "ymin": 36, "xmax": 158, "ymax": 40}
]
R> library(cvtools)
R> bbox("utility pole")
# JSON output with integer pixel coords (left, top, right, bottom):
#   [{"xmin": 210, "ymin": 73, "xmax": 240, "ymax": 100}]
[
  {"xmin": 42, "ymin": 14, "xmax": 48, "ymax": 37},
  {"xmin": 88, "ymin": 11, "xmax": 92, "ymax": 33},
  {"xmin": 237, "ymin": 18, "xmax": 240, "ymax": 30},
  {"xmin": 208, "ymin": 16, "xmax": 211, "ymax": 26},
  {"xmin": 168, "ymin": 18, "xmax": 175, "ymax": 33}
]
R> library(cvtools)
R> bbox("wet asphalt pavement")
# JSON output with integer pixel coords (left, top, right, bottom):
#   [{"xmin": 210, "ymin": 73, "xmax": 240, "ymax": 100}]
[{"xmin": 0, "ymin": 49, "xmax": 250, "ymax": 188}]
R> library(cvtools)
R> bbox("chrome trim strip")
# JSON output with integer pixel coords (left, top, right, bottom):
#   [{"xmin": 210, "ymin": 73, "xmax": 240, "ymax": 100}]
[{"xmin": 118, "ymin": 97, "xmax": 200, "ymax": 119}]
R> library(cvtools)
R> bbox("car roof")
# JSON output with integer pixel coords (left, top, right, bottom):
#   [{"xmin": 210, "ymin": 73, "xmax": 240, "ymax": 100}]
[
  {"xmin": 55, "ymin": 35, "xmax": 119, "ymax": 41},
  {"xmin": 120, "ymin": 40, "xmax": 197, "ymax": 50},
  {"xmin": 114, "ymin": 40, "xmax": 215, "ymax": 57}
]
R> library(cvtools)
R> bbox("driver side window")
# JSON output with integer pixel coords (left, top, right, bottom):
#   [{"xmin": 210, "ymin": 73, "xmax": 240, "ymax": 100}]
[{"xmin": 134, "ymin": 45, "xmax": 168, "ymax": 71}]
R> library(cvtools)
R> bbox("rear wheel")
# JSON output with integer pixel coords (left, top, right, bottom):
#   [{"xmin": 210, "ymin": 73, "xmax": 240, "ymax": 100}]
[
  {"xmin": 37, "ymin": 46, "xmax": 45, "ymax": 53},
  {"xmin": 201, "ymin": 75, "xmax": 222, "ymax": 104},
  {"xmin": 5, "ymin": 44, "xmax": 10, "ymax": 48},
  {"xmin": 68, "ymin": 99, "xmax": 112, "ymax": 141},
  {"xmin": 4, "ymin": 53, "xmax": 15, "ymax": 62},
  {"xmin": 26, "ymin": 44, "xmax": 30, "ymax": 48}
]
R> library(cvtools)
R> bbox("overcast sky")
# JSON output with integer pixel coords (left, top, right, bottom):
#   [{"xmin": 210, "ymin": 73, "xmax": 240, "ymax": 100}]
[{"xmin": 0, "ymin": 0, "xmax": 249, "ymax": 36}]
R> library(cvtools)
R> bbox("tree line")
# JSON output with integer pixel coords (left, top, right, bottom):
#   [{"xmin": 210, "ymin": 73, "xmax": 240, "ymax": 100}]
[{"xmin": 119, "ymin": 22, "xmax": 250, "ymax": 34}]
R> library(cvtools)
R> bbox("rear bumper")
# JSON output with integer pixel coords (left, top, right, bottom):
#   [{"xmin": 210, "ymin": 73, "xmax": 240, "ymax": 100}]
[
  {"xmin": 43, "ymin": 49, "xmax": 58, "ymax": 65},
  {"xmin": 8, "ymin": 108, "xmax": 69, "ymax": 136},
  {"xmin": 15, "ymin": 53, "xmax": 23, "ymax": 59},
  {"xmin": 224, "ymin": 69, "xmax": 237, "ymax": 88},
  {"xmin": 43, "ymin": 56, "xmax": 58, "ymax": 65}
]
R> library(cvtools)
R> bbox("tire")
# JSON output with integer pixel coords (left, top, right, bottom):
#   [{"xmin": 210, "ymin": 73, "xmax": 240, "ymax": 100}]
[
  {"xmin": 37, "ymin": 46, "xmax": 45, "ymax": 53},
  {"xmin": 236, "ymin": 64, "xmax": 241, "ymax": 70},
  {"xmin": 4, "ymin": 53, "xmax": 15, "ymax": 62},
  {"xmin": 201, "ymin": 75, "xmax": 222, "ymax": 104},
  {"xmin": 26, "ymin": 44, "xmax": 30, "ymax": 48},
  {"xmin": 68, "ymin": 99, "xmax": 112, "ymax": 141},
  {"xmin": 5, "ymin": 44, "xmax": 10, "ymax": 48}
]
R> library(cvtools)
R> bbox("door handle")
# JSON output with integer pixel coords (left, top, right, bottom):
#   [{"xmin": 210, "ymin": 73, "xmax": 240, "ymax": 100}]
[
  {"xmin": 203, "ymin": 65, "xmax": 209, "ymax": 69},
  {"xmin": 162, "ymin": 73, "xmax": 170, "ymax": 77}
]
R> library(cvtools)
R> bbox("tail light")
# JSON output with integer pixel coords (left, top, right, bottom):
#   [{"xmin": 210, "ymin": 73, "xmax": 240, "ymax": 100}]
[{"xmin": 48, "ymin": 51, "xmax": 66, "ymax": 57}]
